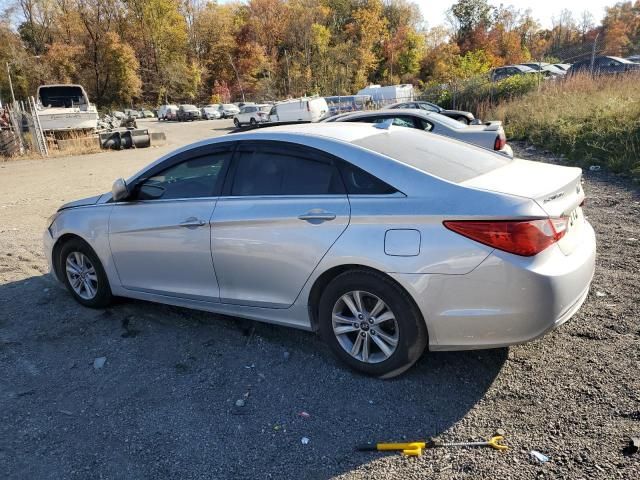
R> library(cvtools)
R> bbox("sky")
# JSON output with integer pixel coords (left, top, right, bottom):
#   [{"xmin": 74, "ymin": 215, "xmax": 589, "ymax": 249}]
[{"xmin": 416, "ymin": 0, "xmax": 615, "ymax": 29}]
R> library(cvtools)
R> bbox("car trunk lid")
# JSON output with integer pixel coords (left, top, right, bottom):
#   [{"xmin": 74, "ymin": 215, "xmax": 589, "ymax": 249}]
[{"xmin": 462, "ymin": 159, "xmax": 585, "ymax": 255}]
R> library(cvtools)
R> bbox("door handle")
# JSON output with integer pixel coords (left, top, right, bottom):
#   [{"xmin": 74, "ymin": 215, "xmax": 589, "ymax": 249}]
[
  {"xmin": 298, "ymin": 211, "xmax": 336, "ymax": 222},
  {"xmin": 179, "ymin": 217, "xmax": 207, "ymax": 228}
]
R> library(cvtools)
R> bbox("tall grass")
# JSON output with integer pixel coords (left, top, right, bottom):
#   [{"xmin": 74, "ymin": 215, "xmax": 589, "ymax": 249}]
[{"xmin": 486, "ymin": 73, "xmax": 640, "ymax": 179}]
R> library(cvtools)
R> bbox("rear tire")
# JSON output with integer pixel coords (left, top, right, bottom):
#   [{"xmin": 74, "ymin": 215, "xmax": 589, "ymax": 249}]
[
  {"xmin": 318, "ymin": 270, "xmax": 427, "ymax": 378},
  {"xmin": 456, "ymin": 116, "xmax": 470, "ymax": 124},
  {"xmin": 59, "ymin": 239, "xmax": 112, "ymax": 308},
  {"xmin": 250, "ymin": 118, "xmax": 257, "ymax": 126},
  {"xmin": 234, "ymin": 118, "xmax": 240, "ymax": 127}
]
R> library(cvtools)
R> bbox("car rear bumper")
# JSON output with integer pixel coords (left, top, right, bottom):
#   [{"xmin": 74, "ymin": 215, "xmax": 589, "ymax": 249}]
[
  {"xmin": 392, "ymin": 220, "xmax": 596, "ymax": 351},
  {"xmin": 497, "ymin": 144, "xmax": 513, "ymax": 158}
]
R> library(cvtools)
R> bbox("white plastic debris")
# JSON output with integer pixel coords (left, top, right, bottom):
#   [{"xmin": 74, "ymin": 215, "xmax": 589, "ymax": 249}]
[
  {"xmin": 589, "ymin": 165, "xmax": 601, "ymax": 171},
  {"xmin": 235, "ymin": 399, "xmax": 245, "ymax": 407},
  {"xmin": 93, "ymin": 357, "xmax": 106, "ymax": 369},
  {"xmin": 530, "ymin": 450, "xmax": 549, "ymax": 463},
  {"xmin": 301, "ymin": 437, "xmax": 310, "ymax": 445},
  {"xmin": 595, "ymin": 291, "xmax": 606, "ymax": 297}
]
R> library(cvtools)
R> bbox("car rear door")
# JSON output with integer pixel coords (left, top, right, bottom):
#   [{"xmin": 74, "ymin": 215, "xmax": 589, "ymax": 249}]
[
  {"xmin": 211, "ymin": 141, "xmax": 350, "ymax": 308},
  {"xmin": 109, "ymin": 144, "xmax": 232, "ymax": 302}
]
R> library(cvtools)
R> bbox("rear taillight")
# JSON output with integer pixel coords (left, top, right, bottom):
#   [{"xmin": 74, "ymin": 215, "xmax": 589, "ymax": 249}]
[
  {"xmin": 444, "ymin": 218, "xmax": 568, "ymax": 256},
  {"xmin": 494, "ymin": 133, "xmax": 506, "ymax": 151}
]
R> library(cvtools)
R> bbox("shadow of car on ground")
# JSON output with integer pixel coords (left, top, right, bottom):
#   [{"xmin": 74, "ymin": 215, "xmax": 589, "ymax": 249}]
[{"xmin": 0, "ymin": 274, "xmax": 507, "ymax": 479}]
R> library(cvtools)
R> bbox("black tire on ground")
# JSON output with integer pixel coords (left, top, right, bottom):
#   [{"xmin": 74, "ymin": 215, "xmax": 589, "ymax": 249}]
[
  {"xmin": 58, "ymin": 238, "xmax": 112, "ymax": 308},
  {"xmin": 250, "ymin": 118, "xmax": 257, "ymax": 126},
  {"xmin": 318, "ymin": 269, "xmax": 427, "ymax": 378},
  {"xmin": 234, "ymin": 118, "xmax": 240, "ymax": 127}
]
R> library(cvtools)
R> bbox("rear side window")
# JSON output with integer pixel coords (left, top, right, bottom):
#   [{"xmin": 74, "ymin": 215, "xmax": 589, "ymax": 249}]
[
  {"xmin": 230, "ymin": 146, "xmax": 345, "ymax": 196},
  {"xmin": 338, "ymin": 162, "xmax": 397, "ymax": 195}
]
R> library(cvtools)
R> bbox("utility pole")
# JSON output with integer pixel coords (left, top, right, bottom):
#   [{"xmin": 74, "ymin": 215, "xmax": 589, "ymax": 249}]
[
  {"xmin": 228, "ymin": 54, "xmax": 245, "ymax": 103},
  {"xmin": 590, "ymin": 31, "xmax": 600, "ymax": 74},
  {"xmin": 6, "ymin": 62, "xmax": 16, "ymax": 104}
]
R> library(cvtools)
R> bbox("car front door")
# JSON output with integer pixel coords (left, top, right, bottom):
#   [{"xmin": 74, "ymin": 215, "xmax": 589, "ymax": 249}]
[
  {"xmin": 109, "ymin": 145, "xmax": 232, "ymax": 302},
  {"xmin": 211, "ymin": 141, "xmax": 350, "ymax": 308}
]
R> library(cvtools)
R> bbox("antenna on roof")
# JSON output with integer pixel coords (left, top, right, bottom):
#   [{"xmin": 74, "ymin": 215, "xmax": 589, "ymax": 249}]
[{"xmin": 373, "ymin": 119, "xmax": 393, "ymax": 130}]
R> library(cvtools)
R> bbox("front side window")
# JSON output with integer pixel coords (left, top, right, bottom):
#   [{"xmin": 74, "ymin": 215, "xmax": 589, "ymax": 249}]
[
  {"xmin": 231, "ymin": 146, "xmax": 345, "ymax": 196},
  {"xmin": 136, "ymin": 151, "xmax": 230, "ymax": 200}
]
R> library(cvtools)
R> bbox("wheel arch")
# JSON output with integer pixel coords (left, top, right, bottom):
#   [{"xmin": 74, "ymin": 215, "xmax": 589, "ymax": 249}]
[
  {"xmin": 51, "ymin": 233, "xmax": 92, "ymax": 282},
  {"xmin": 307, "ymin": 264, "xmax": 429, "ymax": 344}
]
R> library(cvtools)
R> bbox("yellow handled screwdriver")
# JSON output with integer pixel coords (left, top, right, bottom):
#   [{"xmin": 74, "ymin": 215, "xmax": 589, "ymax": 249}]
[{"xmin": 357, "ymin": 435, "xmax": 508, "ymax": 457}]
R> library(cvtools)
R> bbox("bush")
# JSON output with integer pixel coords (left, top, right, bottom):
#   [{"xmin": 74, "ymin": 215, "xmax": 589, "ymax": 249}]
[
  {"xmin": 418, "ymin": 73, "xmax": 542, "ymax": 113},
  {"xmin": 487, "ymin": 73, "xmax": 640, "ymax": 179}
]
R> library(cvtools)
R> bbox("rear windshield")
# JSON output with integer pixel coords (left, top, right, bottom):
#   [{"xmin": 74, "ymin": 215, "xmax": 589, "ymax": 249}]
[
  {"xmin": 353, "ymin": 129, "xmax": 511, "ymax": 183},
  {"xmin": 427, "ymin": 112, "xmax": 467, "ymax": 129},
  {"xmin": 39, "ymin": 86, "xmax": 85, "ymax": 107}
]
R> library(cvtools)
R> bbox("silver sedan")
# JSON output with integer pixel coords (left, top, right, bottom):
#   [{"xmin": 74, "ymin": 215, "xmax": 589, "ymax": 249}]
[
  {"xmin": 44, "ymin": 123, "xmax": 596, "ymax": 377},
  {"xmin": 324, "ymin": 108, "xmax": 513, "ymax": 158}
]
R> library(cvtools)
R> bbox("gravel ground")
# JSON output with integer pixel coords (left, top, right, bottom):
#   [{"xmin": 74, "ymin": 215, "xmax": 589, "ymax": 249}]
[{"xmin": 0, "ymin": 129, "xmax": 639, "ymax": 479}]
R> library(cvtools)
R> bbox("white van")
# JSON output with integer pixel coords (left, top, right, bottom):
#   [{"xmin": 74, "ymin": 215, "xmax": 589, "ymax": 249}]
[{"xmin": 269, "ymin": 97, "xmax": 328, "ymax": 122}]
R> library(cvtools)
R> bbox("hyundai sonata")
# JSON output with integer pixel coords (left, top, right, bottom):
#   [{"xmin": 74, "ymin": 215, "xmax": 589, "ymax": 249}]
[{"xmin": 44, "ymin": 123, "xmax": 596, "ymax": 377}]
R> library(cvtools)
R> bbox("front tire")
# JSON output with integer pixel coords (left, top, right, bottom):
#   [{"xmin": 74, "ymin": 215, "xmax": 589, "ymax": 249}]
[
  {"xmin": 234, "ymin": 118, "xmax": 240, "ymax": 127},
  {"xmin": 59, "ymin": 239, "xmax": 112, "ymax": 308},
  {"xmin": 318, "ymin": 270, "xmax": 427, "ymax": 378}
]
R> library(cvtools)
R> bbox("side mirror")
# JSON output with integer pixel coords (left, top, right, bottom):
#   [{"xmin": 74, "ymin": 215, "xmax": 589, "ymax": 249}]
[{"xmin": 112, "ymin": 178, "xmax": 130, "ymax": 202}]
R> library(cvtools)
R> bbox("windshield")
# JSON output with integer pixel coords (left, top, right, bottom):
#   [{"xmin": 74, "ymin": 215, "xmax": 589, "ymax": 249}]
[
  {"xmin": 353, "ymin": 129, "xmax": 511, "ymax": 183},
  {"xmin": 39, "ymin": 86, "xmax": 86, "ymax": 108},
  {"xmin": 182, "ymin": 104, "xmax": 197, "ymax": 110}
]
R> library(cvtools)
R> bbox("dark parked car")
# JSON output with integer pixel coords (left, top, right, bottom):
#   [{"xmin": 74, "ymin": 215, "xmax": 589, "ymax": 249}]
[
  {"xmin": 519, "ymin": 63, "xmax": 566, "ymax": 77},
  {"xmin": 177, "ymin": 104, "xmax": 202, "ymax": 121},
  {"xmin": 570, "ymin": 56, "xmax": 640, "ymax": 75},
  {"xmin": 385, "ymin": 101, "xmax": 477, "ymax": 124},
  {"xmin": 490, "ymin": 65, "xmax": 536, "ymax": 82}
]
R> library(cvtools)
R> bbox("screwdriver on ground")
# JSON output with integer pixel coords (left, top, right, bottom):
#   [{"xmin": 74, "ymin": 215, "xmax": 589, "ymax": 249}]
[{"xmin": 357, "ymin": 435, "xmax": 508, "ymax": 457}]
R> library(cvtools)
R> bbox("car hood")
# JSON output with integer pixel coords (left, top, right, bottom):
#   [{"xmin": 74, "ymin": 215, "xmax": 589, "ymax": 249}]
[{"xmin": 58, "ymin": 194, "xmax": 104, "ymax": 211}]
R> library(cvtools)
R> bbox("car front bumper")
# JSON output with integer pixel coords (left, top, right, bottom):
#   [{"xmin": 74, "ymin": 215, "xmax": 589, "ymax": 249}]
[
  {"xmin": 43, "ymin": 227, "xmax": 58, "ymax": 281},
  {"xmin": 392, "ymin": 220, "xmax": 596, "ymax": 351}
]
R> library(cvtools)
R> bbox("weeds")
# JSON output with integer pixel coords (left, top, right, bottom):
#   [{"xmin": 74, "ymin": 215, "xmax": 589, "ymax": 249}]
[{"xmin": 487, "ymin": 73, "xmax": 640, "ymax": 179}]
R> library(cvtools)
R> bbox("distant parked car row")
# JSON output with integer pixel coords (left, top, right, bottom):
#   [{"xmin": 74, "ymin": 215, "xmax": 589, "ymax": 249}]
[
  {"xmin": 157, "ymin": 103, "xmax": 242, "ymax": 121},
  {"xmin": 491, "ymin": 56, "xmax": 640, "ymax": 82}
]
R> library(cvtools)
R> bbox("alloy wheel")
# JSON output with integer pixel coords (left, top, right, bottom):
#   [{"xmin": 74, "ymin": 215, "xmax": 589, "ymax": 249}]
[
  {"xmin": 332, "ymin": 290, "xmax": 399, "ymax": 364},
  {"xmin": 65, "ymin": 252, "xmax": 98, "ymax": 300}
]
